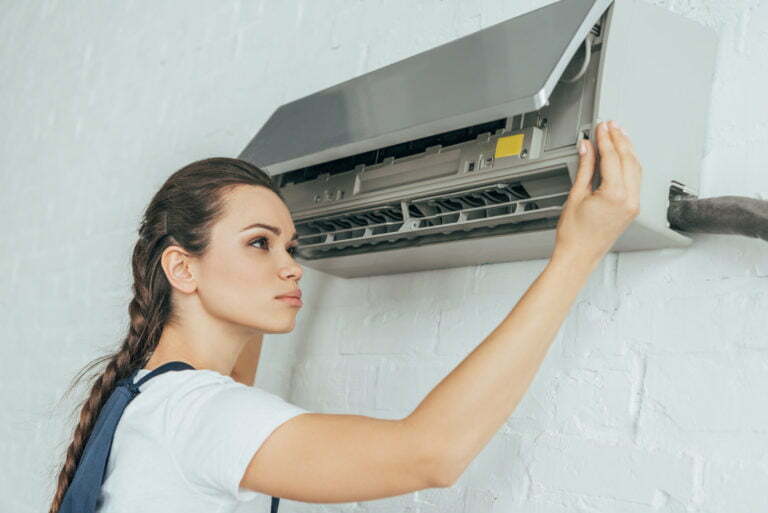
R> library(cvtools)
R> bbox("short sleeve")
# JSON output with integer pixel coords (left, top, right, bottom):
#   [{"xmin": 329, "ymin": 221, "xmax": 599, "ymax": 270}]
[{"xmin": 165, "ymin": 375, "xmax": 309, "ymax": 501}]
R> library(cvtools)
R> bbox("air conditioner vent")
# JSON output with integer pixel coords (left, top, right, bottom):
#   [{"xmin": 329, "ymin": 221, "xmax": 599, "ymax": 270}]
[{"xmin": 294, "ymin": 168, "xmax": 570, "ymax": 260}]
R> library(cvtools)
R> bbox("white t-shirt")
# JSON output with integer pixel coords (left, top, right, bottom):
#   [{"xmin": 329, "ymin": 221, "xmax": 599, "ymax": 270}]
[{"xmin": 97, "ymin": 367, "xmax": 309, "ymax": 512}]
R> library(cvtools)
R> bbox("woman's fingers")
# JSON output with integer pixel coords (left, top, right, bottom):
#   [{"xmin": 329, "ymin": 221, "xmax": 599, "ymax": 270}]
[
  {"xmin": 595, "ymin": 121, "xmax": 624, "ymax": 194},
  {"xmin": 608, "ymin": 121, "xmax": 636, "ymax": 176},
  {"xmin": 607, "ymin": 122, "xmax": 643, "ymax": 211},
  {"xmin": 566, "ymin": 119, "xmax": 642, "ymax": 213},
  {"xmin": 569, "ymin": 136, "xmax": 596, "ymax": 204}
]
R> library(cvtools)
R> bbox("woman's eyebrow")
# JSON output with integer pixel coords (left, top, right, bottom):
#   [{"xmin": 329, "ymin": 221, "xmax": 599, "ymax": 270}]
[{"xmin": 241, "ymin": 222, "xmax": 298, "ymax": 241}]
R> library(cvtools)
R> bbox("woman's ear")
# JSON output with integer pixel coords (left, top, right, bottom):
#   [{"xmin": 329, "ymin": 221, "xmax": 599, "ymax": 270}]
[{"xmin": 161, "ymin": 245, "xmax": 197, "ymax": 294}]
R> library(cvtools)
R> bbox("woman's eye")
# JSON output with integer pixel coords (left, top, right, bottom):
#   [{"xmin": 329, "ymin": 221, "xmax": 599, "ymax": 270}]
[
  {"xmin": 250, "ymin": 237, "xmax": 299, "ymax": 257},
  {"xmin": 249, "ymin": 237, "xmax": 269, "ymax": 250}
]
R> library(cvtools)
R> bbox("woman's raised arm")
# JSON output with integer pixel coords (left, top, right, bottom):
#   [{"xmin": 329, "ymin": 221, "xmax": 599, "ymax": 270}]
[{"xmin": 404, "ymin": 120, "xmax": 642, "ymax": 483}]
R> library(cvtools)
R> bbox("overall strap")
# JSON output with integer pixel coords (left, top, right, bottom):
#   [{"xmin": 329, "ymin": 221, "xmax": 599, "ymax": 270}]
[
  {"xmin": 58, "ymin": 360, "xmax": 195, "ymax": 513},
  {"xmin": 131, "ymin": 360, "xmax": 196, "ymax": 388}
]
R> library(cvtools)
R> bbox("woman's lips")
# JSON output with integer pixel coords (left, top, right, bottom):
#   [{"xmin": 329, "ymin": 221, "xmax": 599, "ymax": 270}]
[{"xmin": 276, "ymin": 296, "xmax": 303, "ymax": 307}]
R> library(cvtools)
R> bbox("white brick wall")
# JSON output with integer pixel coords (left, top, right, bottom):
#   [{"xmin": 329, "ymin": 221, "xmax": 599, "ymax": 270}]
[{"xmin": 2, "ymin": 1, "xmax": 766, "ymax": 511}]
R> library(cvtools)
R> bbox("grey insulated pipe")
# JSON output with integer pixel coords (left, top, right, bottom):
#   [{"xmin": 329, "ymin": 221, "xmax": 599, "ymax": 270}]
[{"xmin": 667, "ymin": 195, "xmax": 768, "ymax": 242}]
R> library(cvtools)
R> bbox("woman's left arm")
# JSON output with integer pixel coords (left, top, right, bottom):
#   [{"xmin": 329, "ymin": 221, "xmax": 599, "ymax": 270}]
[{"xmin": 230, "ymin": 334, "xmax": 263, "ymax": 386}]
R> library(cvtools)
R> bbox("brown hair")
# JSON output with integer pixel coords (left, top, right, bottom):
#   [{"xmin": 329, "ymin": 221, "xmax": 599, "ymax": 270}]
[{"xmin": 48, "ymin": 157, "xmax": 285, "ymax": 513}]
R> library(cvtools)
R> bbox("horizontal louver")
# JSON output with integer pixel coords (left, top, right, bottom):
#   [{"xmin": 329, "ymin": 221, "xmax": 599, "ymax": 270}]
[{"xmin": 294, "ymin": 171, "xmax": 570, "ymax": 259}]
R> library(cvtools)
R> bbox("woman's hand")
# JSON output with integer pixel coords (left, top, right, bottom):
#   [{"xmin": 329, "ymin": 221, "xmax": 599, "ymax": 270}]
[{"xmin": 553, "ymin": 120, "xmax": 643, "ymax": 265}]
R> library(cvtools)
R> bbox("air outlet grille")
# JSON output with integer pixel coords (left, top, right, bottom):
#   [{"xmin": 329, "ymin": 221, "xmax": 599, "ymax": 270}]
[{"xmin": 294, "ymin": 169, "xmax": 571, "ymax": 260}]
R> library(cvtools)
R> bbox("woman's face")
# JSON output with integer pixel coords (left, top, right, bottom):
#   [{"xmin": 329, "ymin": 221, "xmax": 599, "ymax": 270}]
[{"xmin": 192, "ymin": 184, "xmax": 304, "ymax": 334}]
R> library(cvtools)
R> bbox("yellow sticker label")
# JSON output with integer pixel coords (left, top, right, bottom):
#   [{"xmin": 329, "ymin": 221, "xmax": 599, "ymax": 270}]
[{"xmin": 494, "ymin": 134, "xmax": 525, "ymax": 158}]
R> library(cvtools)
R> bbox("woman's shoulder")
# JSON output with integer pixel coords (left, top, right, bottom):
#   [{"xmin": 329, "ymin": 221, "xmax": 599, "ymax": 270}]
[
  {"xmin": 148, "ymin": 371, "xmax": 309, "ymax": 501},
  {"xmin": 136, "ymin": 367, "xmax": 236, "ymax": 388},
  {"xmin": 159, "ymin": 368, "xmax": 309, "ymax": 442},
  {"xmin": 136, "ymin": 367, "xmax": 244, "ymax": 398},
  {"xmin": 132, "ymin": 366, "xmax": 307, "ymax": 426},
  {"xmin": 142, "ymin": 367, "xmax": 301, "ymax": 411}
]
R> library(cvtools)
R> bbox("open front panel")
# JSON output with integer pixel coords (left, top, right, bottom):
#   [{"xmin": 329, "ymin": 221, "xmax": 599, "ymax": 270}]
[{"xmin": 239, "ymin": 0, "xmax": 613, "ymax": 175}]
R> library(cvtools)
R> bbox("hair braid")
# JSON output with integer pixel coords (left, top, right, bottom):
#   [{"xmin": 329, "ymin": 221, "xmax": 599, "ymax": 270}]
[
  {"xmin": 48, "ymin": 225, "xmax": 168, "ymax": 513},
  {"xmin": 48, "ymin": 157, "xmax": 282, "ymax": 512}
]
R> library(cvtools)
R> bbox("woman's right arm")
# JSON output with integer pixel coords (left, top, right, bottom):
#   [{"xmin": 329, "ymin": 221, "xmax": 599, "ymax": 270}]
[
  {"xmin": 241, "ymin": 120, "xmax": 642, "ymax": 502},
  {"xmin": 405, "ymin": 120, "xmax": 642, "ymax": 484}
]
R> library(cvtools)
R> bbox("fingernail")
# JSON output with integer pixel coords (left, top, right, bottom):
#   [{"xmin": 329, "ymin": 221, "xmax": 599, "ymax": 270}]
[
  {"xmin": 620, "ymin": 126, "xmax": 628, "ymax": 135},
  {"xmin": 599, "ymin": 122, "xmax": 608, "ymax": 133},
  {"xmin": 609, "ymin": 120, "xmax": 620, "ymax": 130},
  {"xmin": 579, "ymin": 140, "xmax": 586, "ymax": 154}
]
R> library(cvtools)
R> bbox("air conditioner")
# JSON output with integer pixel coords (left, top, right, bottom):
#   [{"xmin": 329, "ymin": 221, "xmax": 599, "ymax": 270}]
[{"xmin": 239, "ymin": 0, "xmax": 718, "ymax": 278}]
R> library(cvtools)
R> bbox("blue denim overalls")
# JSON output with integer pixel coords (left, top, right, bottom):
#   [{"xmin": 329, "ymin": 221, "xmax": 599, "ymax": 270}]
[{"xmin": 58, "ymin": 360, "xmax": 281, "ymax": 513}]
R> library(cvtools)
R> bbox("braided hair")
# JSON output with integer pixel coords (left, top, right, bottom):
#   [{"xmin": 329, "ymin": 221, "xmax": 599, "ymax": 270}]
[{"xmin": 47, "ymin": 157, "xmax": 284, "ymax": 513}]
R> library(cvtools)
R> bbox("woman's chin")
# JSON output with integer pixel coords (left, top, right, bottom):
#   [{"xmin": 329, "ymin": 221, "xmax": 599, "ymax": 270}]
[{"xmin": 261, "ymin": 315, "xmax": 297, "ymax": 334}]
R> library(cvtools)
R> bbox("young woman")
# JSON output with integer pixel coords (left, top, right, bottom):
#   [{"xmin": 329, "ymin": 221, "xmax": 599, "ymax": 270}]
[{"xmin": 48, "ymin": 120, "xmax": 640, "ymax": 512}]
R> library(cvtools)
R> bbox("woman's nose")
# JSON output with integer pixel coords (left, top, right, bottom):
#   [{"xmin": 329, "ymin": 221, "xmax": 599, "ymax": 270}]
[{"xmin": 280, "ymin": 261, "xmax": 302, "ymax": 280}]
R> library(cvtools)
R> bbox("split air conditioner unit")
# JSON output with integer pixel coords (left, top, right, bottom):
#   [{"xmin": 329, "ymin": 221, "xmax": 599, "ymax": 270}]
[{"xmin": 239, "ymin": 0, "xmax": 718, "ymax": 278}]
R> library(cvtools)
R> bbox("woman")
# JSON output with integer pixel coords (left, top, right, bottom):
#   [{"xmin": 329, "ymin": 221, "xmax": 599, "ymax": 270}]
[{"xmin": 49, "ymin": 120, "xmax": 640, "ymax": 511}]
